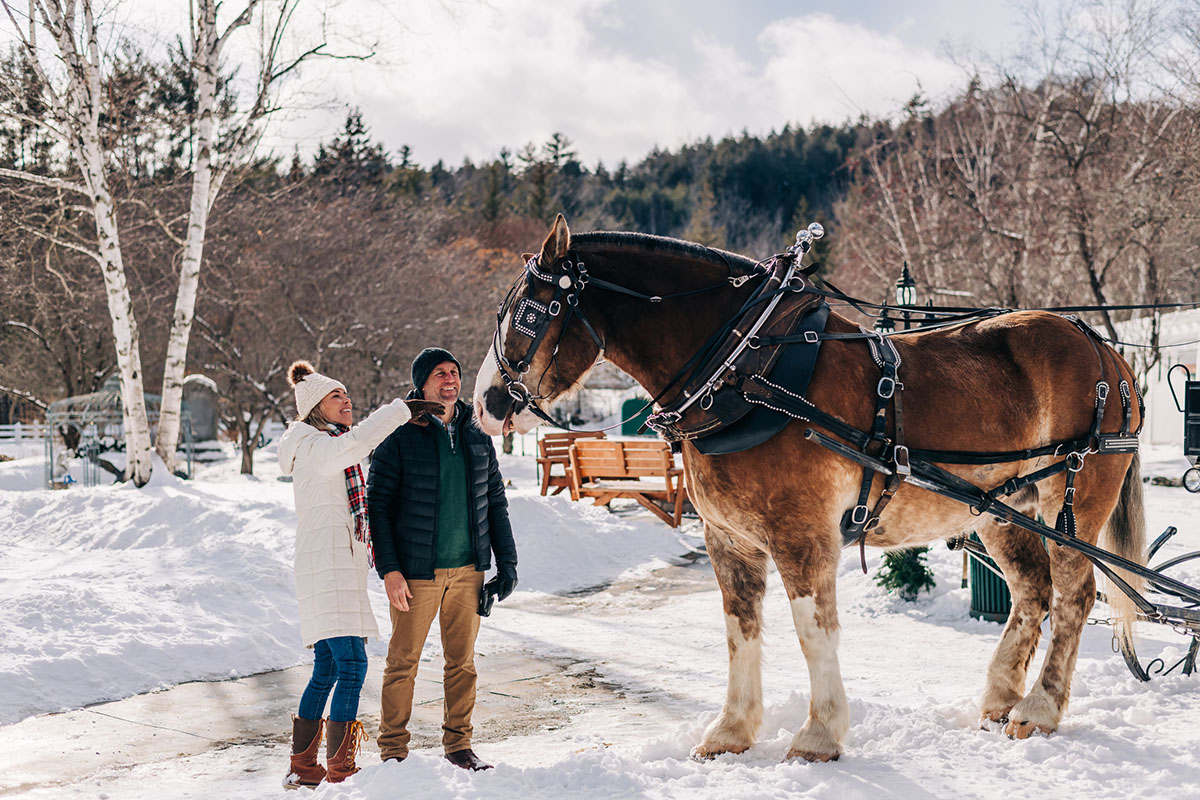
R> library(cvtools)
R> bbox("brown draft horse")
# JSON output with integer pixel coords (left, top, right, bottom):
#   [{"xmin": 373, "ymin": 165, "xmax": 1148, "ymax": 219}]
[{"xmin": 473, "ymin": 215, "xmax": 1146, "ymax": 762}]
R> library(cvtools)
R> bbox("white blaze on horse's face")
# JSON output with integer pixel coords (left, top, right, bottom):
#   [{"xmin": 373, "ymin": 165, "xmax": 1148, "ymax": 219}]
[
  {"xmin": 473, "ymin": 310, "xmax": 510, "ymax": 436},
  {"xmin": 473, "ymin": 308, "xmax": 546, "ymax": 437}
]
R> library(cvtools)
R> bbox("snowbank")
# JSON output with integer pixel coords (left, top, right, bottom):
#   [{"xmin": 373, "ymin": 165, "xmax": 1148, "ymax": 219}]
[{"xmin": 0, "ymin": 441, "xmax": 689, "ymax": 724}]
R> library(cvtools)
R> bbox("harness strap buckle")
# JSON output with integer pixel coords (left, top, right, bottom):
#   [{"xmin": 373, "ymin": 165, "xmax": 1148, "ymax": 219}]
[
  {"xmin": 877, "ymin": 375, "xmax": 896, "ymax": 400},
  {"xmin": 645, "ymin": 410, "xmax": 681, "ymax": 432},
  {"xmin": 893, "ymin": 445, "xmax": 911, "ymax": 476},
  {"xmin": 850, "ymin": 504, "xmax": 870, "ymax": 526}
]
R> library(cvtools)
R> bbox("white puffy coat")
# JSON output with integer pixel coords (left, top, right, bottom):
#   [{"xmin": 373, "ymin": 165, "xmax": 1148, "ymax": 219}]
[{"xmin": 278, "ymin": 399, "xmax": 411, "ymax": 647}]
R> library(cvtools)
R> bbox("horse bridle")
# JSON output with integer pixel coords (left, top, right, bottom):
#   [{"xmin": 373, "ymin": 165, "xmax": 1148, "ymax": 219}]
[
  {"xmin": 490, "ymin": 254, "xmax": 598, "ymax": 427},
  {"xmin": 491, "ymin": 249, "xmax": 752, "ymax": 428}
]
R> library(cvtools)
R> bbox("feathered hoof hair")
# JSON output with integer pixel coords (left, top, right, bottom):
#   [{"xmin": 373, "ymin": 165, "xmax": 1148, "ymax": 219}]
[{"xmin": 288, "ymin": 360, "xmax": 315, "ymax": 387}]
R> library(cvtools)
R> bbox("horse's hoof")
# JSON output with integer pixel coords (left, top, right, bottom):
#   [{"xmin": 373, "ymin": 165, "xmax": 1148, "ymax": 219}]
[
  {"xmin": 785, "ymin": 746, "xmax": 840, "ymax": 763},
  {"xmin": 1005, "ymin": 719, "xmax": 1054, "ymax": 739},
  {"xmin": 979, "ymin": 708, "xmax": 1011, "ymax": 727},
  {"xmin": 1004, "ymin": 692, "xmax": 1059, "ymax": 739},
  {"xmin": 690, "ymin": 743, "xmax": 748, "ymax": 761}
]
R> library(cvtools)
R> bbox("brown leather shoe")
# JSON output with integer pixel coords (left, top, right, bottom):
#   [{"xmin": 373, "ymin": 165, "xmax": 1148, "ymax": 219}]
[
  {"xmin": 445, "ymin": 748, "xmax": 493, "ymax": 771},
  {"xmin": 284, "ymin": 715, "xmax": 326, "ymax": 789}
]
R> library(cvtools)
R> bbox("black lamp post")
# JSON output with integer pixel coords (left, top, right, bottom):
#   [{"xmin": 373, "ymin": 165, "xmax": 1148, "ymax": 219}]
[
  {"xmin": 895, "ymin": 262, "xmax": 917, "ymax": 330},
  {"xmin": 874, "ymin": 306, "xmax": 895, "ymax": 334}
]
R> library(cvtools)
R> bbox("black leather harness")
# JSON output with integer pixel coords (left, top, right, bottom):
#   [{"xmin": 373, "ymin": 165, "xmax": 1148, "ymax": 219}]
[{"xmin": 493, "ymin": 231, "xmax": 1144, "ymax": 572}]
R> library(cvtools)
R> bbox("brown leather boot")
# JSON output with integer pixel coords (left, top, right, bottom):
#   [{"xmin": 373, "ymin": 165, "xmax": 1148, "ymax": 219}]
[
  {"xmin": 326, "ymin": 720, "xmax": 368, "ymax": 783},
  {"xmin": 284, "ymin": 715, "xmax": 325, "ymax": 789}
]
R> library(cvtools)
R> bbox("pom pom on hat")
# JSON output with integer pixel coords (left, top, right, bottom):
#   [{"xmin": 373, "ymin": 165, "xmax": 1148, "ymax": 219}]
[
  {"xmin": 288, "ymin": 360, "xmax": 315, "ymax": 387},
  {"xmin": 288, "ymin": 359, "xmax": 346, "ymax": 420}
]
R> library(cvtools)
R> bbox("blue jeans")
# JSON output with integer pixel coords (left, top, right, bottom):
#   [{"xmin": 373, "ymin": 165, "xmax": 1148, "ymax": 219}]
[{"xmin": 298, "ymin": 636, "xmax": 368, "ymax": 722}]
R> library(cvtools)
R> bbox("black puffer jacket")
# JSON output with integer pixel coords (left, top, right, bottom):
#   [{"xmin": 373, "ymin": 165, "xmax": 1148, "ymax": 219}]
[{"xmin": 367, "ymin": 400, "xmax": 516, "ymax": 580}]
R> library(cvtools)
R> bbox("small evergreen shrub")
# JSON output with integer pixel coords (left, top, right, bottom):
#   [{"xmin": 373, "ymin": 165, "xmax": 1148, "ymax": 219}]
[{"xmin": 875, "ymin": 546, "xmax": 936, "ymax": 600}]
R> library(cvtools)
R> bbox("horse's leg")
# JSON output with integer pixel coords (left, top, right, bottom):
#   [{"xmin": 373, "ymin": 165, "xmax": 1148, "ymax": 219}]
[
  {"xmin": 1004, "ymin": 472, "xmax": 1120, "ymax": 739},
  {"xmin": 974, "ymin": 511, "xmax": 1051, "ymax": 724},
  {"xmin": 692, "ymin": 523, "xmax": 768, "ymax": 759},
  {"xmin": 772, "ymin": 530, "xmax": 848, "ymax": 762},
  {"xmin": 1003, "ymin": 540, "xmax": 1096, "ymax": 738}
]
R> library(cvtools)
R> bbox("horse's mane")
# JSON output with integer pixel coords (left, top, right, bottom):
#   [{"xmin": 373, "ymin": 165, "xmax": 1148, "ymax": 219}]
[{"xmin": 573, "ymin": 231, "xmax": 761, "ymax": 277}]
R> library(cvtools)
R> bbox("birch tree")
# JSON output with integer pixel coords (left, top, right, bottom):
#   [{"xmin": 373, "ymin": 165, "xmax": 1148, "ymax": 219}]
[
  {"xmin": 155, "ymin": 0, "xmax": 343, "ymax": 472},
  {"xmin": 1, "ymin": 0, "xmax": 155, "ymax": 484}
]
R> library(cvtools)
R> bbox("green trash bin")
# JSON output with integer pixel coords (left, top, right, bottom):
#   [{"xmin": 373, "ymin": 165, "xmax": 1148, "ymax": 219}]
[
  {"xmin": 968, "ymin": 532, "xmax": 1012, "ymax": 623},
  {"xmin": 621, "ymin": 397, "xmax": 653, "ymax": 436}
]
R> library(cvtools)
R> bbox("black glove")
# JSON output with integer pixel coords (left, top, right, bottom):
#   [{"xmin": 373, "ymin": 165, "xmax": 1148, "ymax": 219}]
[
  {"xmin": 485, "ymin": 563, "xmax": 518, "ymax": 602},
  {"xmin": 404, "ymin": 399, "xmax": 445, "ymax": 426}
]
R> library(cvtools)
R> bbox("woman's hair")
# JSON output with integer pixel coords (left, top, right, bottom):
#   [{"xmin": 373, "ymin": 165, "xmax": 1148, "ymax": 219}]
[{"xmin": 302, "ymin": 404, "xmax": 333, "ymax": 430}]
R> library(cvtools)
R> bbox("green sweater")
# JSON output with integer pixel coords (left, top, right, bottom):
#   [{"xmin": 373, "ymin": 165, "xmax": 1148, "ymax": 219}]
[{"xmin": 433, "ymin": 419, "xmax": 473, "ymax": 569}]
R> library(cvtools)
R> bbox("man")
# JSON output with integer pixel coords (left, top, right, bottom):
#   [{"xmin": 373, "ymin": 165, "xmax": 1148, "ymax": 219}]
[{"xmin": 367, "ymin": 347, "xmax": 518, "ymax": 771}]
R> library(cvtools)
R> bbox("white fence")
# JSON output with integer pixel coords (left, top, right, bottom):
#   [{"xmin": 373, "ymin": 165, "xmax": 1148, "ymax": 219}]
[
  {"xmin": 0, "ymin": 422, "xmax": 47, "ymax": 442},
  {"xmin": 0, "ymin": 422, "xmax": 47, "ymax": 459}
]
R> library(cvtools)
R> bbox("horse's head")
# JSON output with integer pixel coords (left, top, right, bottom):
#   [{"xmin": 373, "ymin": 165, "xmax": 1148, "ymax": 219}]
[{"xmin": 474, "ymin": 214, "xmax": 605, "ymax": 435}]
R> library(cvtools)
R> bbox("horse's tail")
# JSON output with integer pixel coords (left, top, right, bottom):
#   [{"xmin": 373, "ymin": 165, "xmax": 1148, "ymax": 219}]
[{"xmin": 1103, "ymin": 451, "xmax": 1147, "ymax": 652}]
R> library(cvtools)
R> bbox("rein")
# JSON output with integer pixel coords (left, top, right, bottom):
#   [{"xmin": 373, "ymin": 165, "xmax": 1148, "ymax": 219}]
[{"xmin": 492, "ymin": 223, "xmax": 1177, "ymax": 438}]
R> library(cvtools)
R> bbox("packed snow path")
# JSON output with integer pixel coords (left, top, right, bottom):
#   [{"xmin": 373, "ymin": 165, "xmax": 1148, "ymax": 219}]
[{"xmin": 0, "ymin": 441, "xmax": 1197, "ymax": 798}]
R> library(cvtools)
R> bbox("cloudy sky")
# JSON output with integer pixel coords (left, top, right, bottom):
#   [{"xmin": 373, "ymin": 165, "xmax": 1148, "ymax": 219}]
[
  {"xmin": 18, "ymin": 0, "xmax": 1048, "ymax": 168},
  {"xmin": 274, "ymin": 0, "xmax": 1036, "ymax": 168}
]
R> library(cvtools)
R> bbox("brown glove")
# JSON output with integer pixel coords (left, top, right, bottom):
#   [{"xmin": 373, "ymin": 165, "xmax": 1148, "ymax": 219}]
[{"xmin": 405, "ymin": 399, "xmax": 445, "ymax": 426}]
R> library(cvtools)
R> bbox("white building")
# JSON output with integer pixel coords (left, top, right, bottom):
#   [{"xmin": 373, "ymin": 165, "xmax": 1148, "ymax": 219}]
[{"xmin": 1115, "ymin": 309, "xmax": 1200, "ymax": 447}]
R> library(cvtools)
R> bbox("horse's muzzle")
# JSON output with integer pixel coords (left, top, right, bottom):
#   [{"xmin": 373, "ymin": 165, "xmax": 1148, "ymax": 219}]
[{"xmin": 482, "ymin": 384, "xmax": 519, "ymax": 426}]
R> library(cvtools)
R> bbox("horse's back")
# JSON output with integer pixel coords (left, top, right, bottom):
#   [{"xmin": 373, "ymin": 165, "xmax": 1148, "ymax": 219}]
[{"xmin": 889, "ymin": 310, "xmax": 1136, "ymax": 452}]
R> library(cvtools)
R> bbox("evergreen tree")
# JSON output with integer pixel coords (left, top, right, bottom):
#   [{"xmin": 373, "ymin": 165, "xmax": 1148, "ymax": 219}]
[{"xmin": 312, "ymin": 109, "xmax": 391, "ymax": 195}]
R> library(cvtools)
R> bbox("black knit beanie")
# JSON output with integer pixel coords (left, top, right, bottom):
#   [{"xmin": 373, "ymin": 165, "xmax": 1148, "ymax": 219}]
[{"xmin": 411, "ymin": 347, "xmax": 461, "ymax": 395}]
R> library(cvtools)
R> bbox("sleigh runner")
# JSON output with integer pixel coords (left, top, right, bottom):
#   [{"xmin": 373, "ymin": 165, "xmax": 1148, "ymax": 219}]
[{"xmin": 476, "ymin": 214, "xmax": 1200, "ymax": 762}]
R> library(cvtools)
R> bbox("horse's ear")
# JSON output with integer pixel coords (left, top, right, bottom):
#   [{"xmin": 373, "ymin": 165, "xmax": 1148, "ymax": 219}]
[
  {"xmin": 539, "ymin": 213, "xmax": 571, "ymax": 266},
  {"xmin": 521, "ymin": 252, "xmax": 535, "ymax": 263}
]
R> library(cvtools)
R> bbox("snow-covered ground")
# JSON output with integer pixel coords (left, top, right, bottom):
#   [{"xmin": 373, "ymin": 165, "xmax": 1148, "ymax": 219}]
[{"xmin": 1, "ymin": 437, "xmax": 1198, "ymax": 799}]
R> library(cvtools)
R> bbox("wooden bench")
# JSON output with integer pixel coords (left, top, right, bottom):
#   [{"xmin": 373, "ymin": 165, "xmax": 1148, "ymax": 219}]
[
  {"xmin": 537, "ymin": 430, "xmax": 606, "ymax": 496},
  {"xmin": 567, "ymin": 439, "xmax": 688, "ymax": 527}
]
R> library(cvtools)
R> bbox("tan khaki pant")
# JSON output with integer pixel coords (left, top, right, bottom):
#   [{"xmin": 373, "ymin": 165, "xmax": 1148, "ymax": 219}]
[{"xmin": 378, "ymin": 565, "xmax": 484, "ymax": 760}]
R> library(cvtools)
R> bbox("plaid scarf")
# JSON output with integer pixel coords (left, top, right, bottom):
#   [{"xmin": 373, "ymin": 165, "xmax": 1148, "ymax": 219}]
[{"xmin": 329, "ymin": 424, "xmax": 373, "ymax": 568}]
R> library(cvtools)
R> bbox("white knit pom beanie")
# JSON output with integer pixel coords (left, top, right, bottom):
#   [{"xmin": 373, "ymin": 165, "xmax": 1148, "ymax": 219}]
[{"xmin": 287, "ymin": 360, "xmax": 346, "ymax": 420}]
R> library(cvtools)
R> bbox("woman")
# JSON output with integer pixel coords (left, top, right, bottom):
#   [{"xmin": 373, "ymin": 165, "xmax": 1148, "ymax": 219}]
[{"xmin": 278, "ymin": 360, "xmax": 442, "ymax": 788}]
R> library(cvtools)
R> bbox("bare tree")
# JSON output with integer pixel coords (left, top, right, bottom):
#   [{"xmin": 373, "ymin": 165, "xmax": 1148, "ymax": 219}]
[
  {"xmin": 155, "ymin": 0, "xmax": 360, "ymax": 473},
  {"xmin": 0, "ymin": 0, "xmax": 155, "ymax": 484},
  {"xmin": 834, "ymin": 0, "xmax": 1200, "ymax": 387}
]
